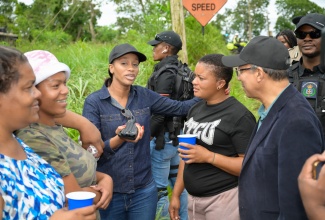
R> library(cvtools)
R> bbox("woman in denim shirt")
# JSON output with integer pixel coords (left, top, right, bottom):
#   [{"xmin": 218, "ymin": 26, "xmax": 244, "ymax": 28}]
[{"xmin": 82, "ymin": 43, "xmax": 199, "ymax": 220}]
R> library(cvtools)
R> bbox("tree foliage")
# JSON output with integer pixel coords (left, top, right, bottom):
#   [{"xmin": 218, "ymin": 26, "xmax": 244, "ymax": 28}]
[
  {"xmin": 274, "ymin": 0, "xmax": 325, "ymax": 33},
  {"xmin": 111, "ymin": 0, "xmax": 172, "ymax": 37},
  {"xmin": 214, "ymin": 0, "xmax": 324, "ymax": 40},
  {"xmin": 58, "ymin": 0, "xmax": 102, "ymax": 41},
  {"xmin": 2, "ymin": 0, "xmax": 324, "ymax": 44},
  {"xmin": 213, "ymin": 0, "xmax": 269, "ymax": 41},
  {"xmin": 0, "ymin": 0, "xmax": 18, "ymax": 31},
  {"xmin": 1, "ymin": 0, "xmax": 104, "ymax": 41}
]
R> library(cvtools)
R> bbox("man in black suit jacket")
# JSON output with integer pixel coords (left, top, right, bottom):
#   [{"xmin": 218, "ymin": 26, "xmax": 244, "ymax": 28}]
[{"xmin": 222, "ymin": 36, "xmax": 325, "ymax": 220}]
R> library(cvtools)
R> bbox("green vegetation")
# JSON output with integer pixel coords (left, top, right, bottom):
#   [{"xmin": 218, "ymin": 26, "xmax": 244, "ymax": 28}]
[
  {"xmin": 2, "ymin": 0, "xmax": 324, "ymax": 46},
  {"xmin": 4, "ymin": 1, "xmax": 265, "ymax": 126},
  {"xmin": 3, "ymin": 2, "xmax": 262, "ymax": 218},
  {"xmin": 2, "ymin": 1, "xmax": 322, "ymax": 218},
  {"xmin": 13, "ymin": 27, "xmax": 260, "ymax": 141}
]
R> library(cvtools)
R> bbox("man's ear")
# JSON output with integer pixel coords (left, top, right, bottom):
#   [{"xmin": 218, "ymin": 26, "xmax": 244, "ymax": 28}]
[
  {"xmin": 256, "ymin": 67, "xmax": 265, "ymax": 83},
  {"xmin": 163, "ymin": 44, "xmax": 170, "ymax": 53}
]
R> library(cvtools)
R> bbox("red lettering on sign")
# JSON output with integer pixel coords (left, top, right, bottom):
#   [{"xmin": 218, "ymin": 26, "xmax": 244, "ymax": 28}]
[
  {"xmin": 183, "ymin": 0, "xmax": 227, "ymax": 26},
  {"xmin": 192, "ymin": 3, "xmax": 216, "ymax": 11}
]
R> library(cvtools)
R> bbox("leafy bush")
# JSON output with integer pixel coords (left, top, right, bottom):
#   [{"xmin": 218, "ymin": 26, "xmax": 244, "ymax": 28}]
[
  {"xmin": 0, "ymin": 41, "xmax": 10, "ymax": 46},
  {"xmin": 30, "ymin": 30, "xmax": 72, "ymax": 45},
  {"xmin": 185, "ymin": 16, "xmax": 230, "ymax": 65},
  {"xmin": 95, "ymin": 26, "xmax": 119, "ymax": 43}
]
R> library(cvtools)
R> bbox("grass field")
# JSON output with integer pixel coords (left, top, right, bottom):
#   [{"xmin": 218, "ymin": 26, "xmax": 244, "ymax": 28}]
[{"xmin": 16, "ymin": 41, "xmax": 260, "ymax": 140}]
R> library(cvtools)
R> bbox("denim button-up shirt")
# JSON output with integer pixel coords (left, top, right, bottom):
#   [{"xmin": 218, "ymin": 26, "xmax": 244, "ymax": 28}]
[{"xmin": 82, "ymin": 85, "xmax": 199, "ymax": 193}]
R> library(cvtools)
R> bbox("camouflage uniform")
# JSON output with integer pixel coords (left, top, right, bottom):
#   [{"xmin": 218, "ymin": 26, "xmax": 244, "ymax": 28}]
[{"xmin": 16, "ymin": 123, "xmax": 97, "ymax": 187}]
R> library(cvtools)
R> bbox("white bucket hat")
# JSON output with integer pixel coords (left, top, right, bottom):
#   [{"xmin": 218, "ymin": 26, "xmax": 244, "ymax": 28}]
[{"xmin": 24, "ymin": 50, "xmax": 71, "ymax": 85}]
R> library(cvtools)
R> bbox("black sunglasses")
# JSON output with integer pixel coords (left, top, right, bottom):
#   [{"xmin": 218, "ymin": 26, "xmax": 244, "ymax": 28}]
[{"xmin": 295, "ymin": 30, "xmax": 321, "ymax": 39}]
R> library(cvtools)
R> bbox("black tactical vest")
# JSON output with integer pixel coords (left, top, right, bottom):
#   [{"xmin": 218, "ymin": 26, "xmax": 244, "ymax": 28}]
[{"xmin": 288, "ymin": 62, "xmax": 325, "ymax": 134}]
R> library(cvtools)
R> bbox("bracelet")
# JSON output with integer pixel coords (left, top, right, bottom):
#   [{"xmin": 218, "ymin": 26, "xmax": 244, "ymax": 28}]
[{"xmin": 211, "ymin": 152, "xmax": 216, "ymax": 164}]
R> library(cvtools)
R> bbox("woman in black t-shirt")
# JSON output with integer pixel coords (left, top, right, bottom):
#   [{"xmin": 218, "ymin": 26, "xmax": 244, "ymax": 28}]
[{"xmin": 169, "ymin": 54, "xmax": 256, "ymax": 220}]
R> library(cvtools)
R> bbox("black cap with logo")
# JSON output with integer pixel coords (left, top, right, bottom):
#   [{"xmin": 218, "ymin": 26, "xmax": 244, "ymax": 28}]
[
  {"xmin": 294, "ymin": 13, "xmax": 325, "ymax": 31},
  {"xmin": 147, "ymin": 31, "xmax": 182, "ymax": 50}
]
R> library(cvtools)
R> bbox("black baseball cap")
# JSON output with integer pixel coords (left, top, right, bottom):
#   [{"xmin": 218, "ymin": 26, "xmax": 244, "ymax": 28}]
[
  {"xmin": 292, "ymin": 16, "xmax": 303, "ymax": 25},
  {"xmin": 147, "ymin": 31, "xmax": 182, "ymax": 50},
  {"xmin": 109, "ymin": 43, "xmax": 147, "ymax": 64},
  {"xmin": 222, "ymin": 36, "xmax": 290, "ymax": 70},
  {"xmin": 294, "ymin": 13, "xmax": 325, "ymax": 31}
]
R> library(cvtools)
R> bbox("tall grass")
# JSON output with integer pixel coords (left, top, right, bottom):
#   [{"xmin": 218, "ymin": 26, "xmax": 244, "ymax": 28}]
[{"xmin": 15, "ymin": 39, "xmax": 260, "ymax": 140}]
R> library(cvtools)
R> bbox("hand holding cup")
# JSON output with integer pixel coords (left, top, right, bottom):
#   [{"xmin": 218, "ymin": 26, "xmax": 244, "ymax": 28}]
[
  {"xmin": 177, "ymin": 134, "xmax": 197, "ymax": 161},
  {"xmin": 66, "ymin": 191, "xmax": 96, "ymax": 210}
]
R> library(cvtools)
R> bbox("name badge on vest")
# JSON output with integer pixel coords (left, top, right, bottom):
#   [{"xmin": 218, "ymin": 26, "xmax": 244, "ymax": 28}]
[{"xmin": 301, "ymin": 81, "xmax": 318, "ymax": 99}]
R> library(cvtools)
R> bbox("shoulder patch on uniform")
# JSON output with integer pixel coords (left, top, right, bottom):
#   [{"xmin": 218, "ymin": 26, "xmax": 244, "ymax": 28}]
[{"xmin": 301, "ymin": 81, "xmax": 318, "ymax": 99}]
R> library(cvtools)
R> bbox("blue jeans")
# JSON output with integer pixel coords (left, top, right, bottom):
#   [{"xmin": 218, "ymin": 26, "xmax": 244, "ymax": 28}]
[
  {"xmin": 99, "ymin": 180, "xmax": 157, "ymax": 220},
  {"xmin": 150, "ymin": 133, "xmax": 188, "ymax": 220}
]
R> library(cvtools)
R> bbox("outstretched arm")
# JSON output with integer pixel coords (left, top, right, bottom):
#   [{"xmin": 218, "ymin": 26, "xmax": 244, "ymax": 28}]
[{"xmin": 55, "ymin": 110, "xmax": 104, "ymax": 156}]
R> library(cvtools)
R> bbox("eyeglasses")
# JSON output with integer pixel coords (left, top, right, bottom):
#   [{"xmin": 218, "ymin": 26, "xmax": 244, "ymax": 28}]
[
  {"xmin": 295, "ymin": 30, "xmax": 321, "ymax": 39},
  {"xmin": 235, "ymin": 66, "xmax": 257, "ymax": 76}
]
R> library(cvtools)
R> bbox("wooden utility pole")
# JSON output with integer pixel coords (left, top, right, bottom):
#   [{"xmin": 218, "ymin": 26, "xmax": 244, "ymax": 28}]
[
  {"xmin": 170, "ymin": 0, "xmax": 188, "ymax": 63},
  {"xmin": 247, "ymin": 0, "xmax": 252, "ymax": 41},
  {"xmin": 89, "ymin": 2, "xmax": 96, "ymax": 42}
]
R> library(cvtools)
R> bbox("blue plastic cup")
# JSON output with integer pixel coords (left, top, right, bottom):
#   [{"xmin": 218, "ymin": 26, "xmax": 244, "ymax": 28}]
[
  {"xmin": 66, "ymin": 191, "xmax": 96, "ymax": 210},
  {"xmin": 177, "ymin": 134, "xmax": 197, "ymax": 161}
]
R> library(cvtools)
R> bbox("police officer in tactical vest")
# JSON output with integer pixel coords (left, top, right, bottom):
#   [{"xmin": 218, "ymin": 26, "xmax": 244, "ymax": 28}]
[
  {"xmin": 288, "ymin": 13, "xmax": 325, "ymax": 136},
  {"xmin": 147, "ymin": 31, "xmax": 188, "ymax": 220}
]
